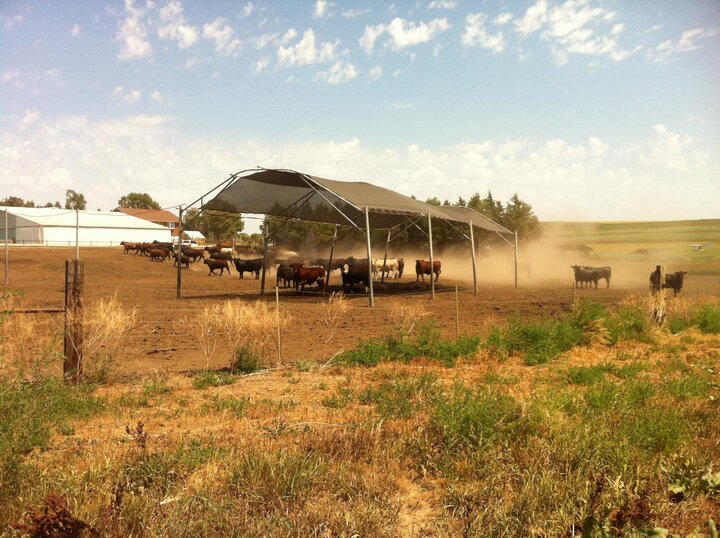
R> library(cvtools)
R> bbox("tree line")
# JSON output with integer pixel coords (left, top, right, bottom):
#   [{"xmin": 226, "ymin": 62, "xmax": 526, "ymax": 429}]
[
  {"xmin": 262, "ymin": 191, "xmax": 539, "ymax": 253},
  {"xmin": 1, "ymin": 189, "xmax": 539, "ymax": 248}
]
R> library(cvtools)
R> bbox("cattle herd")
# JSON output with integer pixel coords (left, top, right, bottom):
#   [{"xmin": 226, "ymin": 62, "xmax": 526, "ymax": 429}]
[
  {"xmin": 119, "ymin": 241, "xmax": 444, "ymax": 294},
  {"xmin": 120, "ymin": 241, "xmax": 688, "ymax": 297},
  {"xmin": 570, "ymin": 263, "xmax": 687, "ymax": 296}
]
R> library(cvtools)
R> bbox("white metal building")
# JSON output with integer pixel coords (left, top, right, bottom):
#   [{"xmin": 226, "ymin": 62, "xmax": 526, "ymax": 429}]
[{"xmin": 0, "ymin": 207, "xmax": 172, "ymax": 246}]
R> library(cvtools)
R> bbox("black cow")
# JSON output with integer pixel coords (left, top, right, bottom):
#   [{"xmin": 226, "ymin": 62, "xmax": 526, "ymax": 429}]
[
  {"xmin": 664, "ymin": 271, "xmax": 687, "ymax": 296},
  {"xmin": 173, "ymin": 253, "xmax": 190, "ymax": 268},
  {"xmin": 571, "ymin": 265, "xmax": 598, "ymax": 288},
  {"xmin": 276, "ymin": 263, "xmax": 295, "ymax": 288},
  {"xmin": 234, "ymin": 258, "xmax": 262, "ymax": 279},
  {"xmin": 341, "ymin": 260, "xmax": 371, "ymax": 293},
  {"xmin": 651, "ymin": 266, "xmax": 687, "ymax": 297}
]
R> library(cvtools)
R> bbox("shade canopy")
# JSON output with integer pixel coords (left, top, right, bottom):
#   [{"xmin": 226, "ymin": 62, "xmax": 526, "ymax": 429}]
[{"xmin": 202, "ymin": 168, "xmax": 510, "ymax": 234}]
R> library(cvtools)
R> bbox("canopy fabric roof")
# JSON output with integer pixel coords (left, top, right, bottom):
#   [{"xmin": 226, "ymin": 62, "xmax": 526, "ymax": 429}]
[{"xmin": 202, "ymin": 169, "xmax": 510, "ymax": 234}]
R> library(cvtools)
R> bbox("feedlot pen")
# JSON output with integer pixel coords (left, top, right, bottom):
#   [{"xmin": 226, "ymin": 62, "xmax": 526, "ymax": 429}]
[{"xmin": 3, "ymin": 247, "xmax": 719, "ymax": 376}]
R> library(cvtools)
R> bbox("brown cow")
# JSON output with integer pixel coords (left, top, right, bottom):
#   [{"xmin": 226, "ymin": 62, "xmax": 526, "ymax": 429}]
[
  {"xmin": 290, "ymin": 263, "xmax": 325, "ymax": 292},
  {"xmin": 182, "ymin": 247, "xmax": 204, "ymax": 263},
  {"xmin": 121, "ymin": 241, "xmax": 140, "ymax": 254},
  {"xmin": 150, "ymin": 248, "xmax": 169, "ymax": 261},
  {"xmin": 204, "ymin": 258, "xmax": 231, "ymax": 276},
  {"xmin": 415, "ymin": 259, "xmax": 441, "ymax": 282}
]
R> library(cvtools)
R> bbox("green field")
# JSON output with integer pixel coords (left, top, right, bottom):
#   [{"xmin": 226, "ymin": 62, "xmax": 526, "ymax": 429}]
[{"xmin": 540, "ymin": 219, "xmax": 720, "ymax": 274}]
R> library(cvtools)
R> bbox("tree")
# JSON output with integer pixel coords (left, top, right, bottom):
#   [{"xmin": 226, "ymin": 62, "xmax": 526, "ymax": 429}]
[
  {"xmin": 0, "ymin": 196, "xmax": 35, "ymax": 207},
  {"xmin": 182, "ymin": 208, "xmax": 244, "ymax": 242},
  {"xmin": 118, "ymin": 192, "xmax": 161, "ymax": 210},
  {"xmin": 502, "ymin": 193, "xmax": 540, "ymax": 240},
  {"xmin": 64, "ymin": 190, "xmax": 87, "ymax": 210}
]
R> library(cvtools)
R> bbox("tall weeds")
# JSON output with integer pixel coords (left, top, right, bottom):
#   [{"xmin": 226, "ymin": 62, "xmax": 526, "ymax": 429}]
[
  {"xmin": 0, "ymin": 292, "xmax": 61, "ymax": 380},
  {"xmin": 194, "ymin": 300, "xmax": 290, "ymax": 372},
  {"xmin": 82, "ymin": 295, "xmax": 137, "ymax": 383}
]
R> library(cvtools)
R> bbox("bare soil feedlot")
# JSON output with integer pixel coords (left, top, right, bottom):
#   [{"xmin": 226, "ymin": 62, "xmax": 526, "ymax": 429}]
[{"xmin": 5, "ymin": 246, "xmax": 719, "ymax": 375}]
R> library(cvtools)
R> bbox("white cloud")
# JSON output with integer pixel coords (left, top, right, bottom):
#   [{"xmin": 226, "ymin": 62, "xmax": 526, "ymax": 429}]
[
  {"xmin": 240, "ymin": 2, "xmax": 255, "ymax": 17},
  {"xmin": 20, "ymin": 109, "xmax": 40, "ymax": 129},
  {"xmin": 495, "ymin": 12, "xmax": 513, "ymax": 26},
  {"xmin": 117, "ymin": 0, "xmax": 152, "ymax": 60},
  {"xmin": 1, "ymin": 118, "xmax": 717, "ymax": 221},
  {"xmin": 2, "ymin": 13, "xmax": 23, "ymax": 30},
  {"xmin": 313, "ymin": 0, "xmax": 333, "ymax": 19},
  {"xmin": 111, "ymin": 85, "xmax": 142, "ymax": 104},
  {"xmin": 250, "ymin": 32, "xmax": 278, "ymax": 49},
  {"xmin": 428, "ymin": 0, "xmax": 457, "ymax": 9},
  {"xmin": 158, "ymin": 0, "xmax": 199, "ymax": 49},
  {"xmin": 647, "ymin": 27, "xmax": 719, "ymax": 63},
  {"xmin": 361, "ymin": 17, "xmax": 450, "ymax": 54},
  {"xmin": 515, "ymin": 0, "xmax": 634, "ymax": 65},
  {"xmin": 342, "ymin": 8, "xmax": 370, "ymax": 19},
  {"xmin": 314, "ymin": 60, "xmax": 358, "ymax": 84},
  {"xmin": 462, "ymin": 13, "xmax": 505, "ymax": 52},
  {"xmin": 2, "ymin": 70, "xmax": 21, "ymax": 85},
  {"xmin": 369, "ymin": 65, "xmax": 383, "ymax": 80},
  {"xmin": 386, "ymin": 17, "xmax": 451, "ymax": 50},
  {"xmin": 388, "ymin": 101, "xmax": 416, "ymax": 110},
  {"xmin": 276, "ymin": 29, "xmax": 339, "ymax": 68},
  {"xmin": 360, "ymin": 23, "xmax": 386, "ymax": 54},
  {"xmin": 515, "ymin": 0, "xmax": 547, "ymax": 36},
  {"xmin": 254, "ymin": 57, "xmax": 270, "ymax": 73},
  {"xmin": 71, "ymin": 24, "xmax": 82, "ymax": 37},
  {"xmin": 203, "ymin": 18, "xmax": 241, "ymax": 55},
  {"xmin": 280, "ymin": 28, "xmax": 298, "ymax": 45},
  {"xmin": 151, "ymin": 90, "xmax": 164, "ymax": 102}
]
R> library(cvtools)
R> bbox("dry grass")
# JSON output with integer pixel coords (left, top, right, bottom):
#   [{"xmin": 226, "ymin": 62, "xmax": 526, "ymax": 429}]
[
  {"xmin": 194, "ymin": 299, "xmax": 291, "ymax": 370},
  {"xmin": 82, "ymin": 294, "xmax": 137, "ymax": 383},
  {"xmin": 0, "ymin": 292, "xmax": 62, "ymax": 380}
]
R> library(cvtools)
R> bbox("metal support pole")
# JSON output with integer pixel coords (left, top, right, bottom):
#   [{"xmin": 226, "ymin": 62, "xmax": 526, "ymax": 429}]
[
  {"xmin": 428, "ymin": 213, "xmax": 435, "ymax": 299},
  {"xmin": 275, "ymin": 286, "xmax": 281, "ymax": 366},
  {"xmin": 381, "ymin": 229, "xmax": 391, "ymax": 283},
  {"xmin": 260, "ymin": 224, "xmax": 269, "ymax": 295},
  {"xmin": 75, "ymin": 209, "xmax": 80, "ymax": 261},
  {"xmin": 326, "ymin": 224, "xmax": 338, "ymax": 289},
  {"xmin": 469, "ymin": 219, "xmax": 477, "ymax": 295},
  {"xmin": 514, "ymin": 230, "xmax": 519, "ymax": 289},
  {"xmin": 176, "ymin": 205, "xmax": 183, "ymax": 299},
  {"xmin": 365, "ymin": 207, "xmax": 374, "ymax": 307},
  {"xmin": 4, "ymin": 210, "xmax": 8, "ymax": 287}
]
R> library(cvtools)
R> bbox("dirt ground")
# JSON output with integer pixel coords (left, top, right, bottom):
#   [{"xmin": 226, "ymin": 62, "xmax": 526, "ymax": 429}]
[{"xmin": 3, "ymin": 246, "xmax": 719, "ymax": 375}]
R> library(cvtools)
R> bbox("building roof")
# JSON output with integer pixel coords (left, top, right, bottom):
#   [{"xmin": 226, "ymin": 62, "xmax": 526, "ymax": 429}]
[
  {"xmin": 203, "ymin": 168, "xmax": 511, "ymax": 233},
  {"xmin": 0, "ymin": 207, "xmax": 171, "ymax": 230},
  {"xmin": 183, "ymin": 230, "xmax": 205, "ymax": 240},
  {"xmin": 116, "ymin": 207, "xmax": 179, "ymax": 224}
]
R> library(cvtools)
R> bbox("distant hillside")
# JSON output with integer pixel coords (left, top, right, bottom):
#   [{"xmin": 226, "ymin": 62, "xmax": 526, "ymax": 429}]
[{"xmin": 540, "ymin": 219, "xmax": 720, "ymax": 245}]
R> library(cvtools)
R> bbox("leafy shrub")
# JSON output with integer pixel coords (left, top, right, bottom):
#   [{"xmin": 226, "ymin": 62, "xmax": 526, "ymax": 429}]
[
  {"xmin": 360, "ymin": 373, "xmax": 438, "ymax": 419},
  {"xmin": 338, "ymin": 321, "xmax": 479, "ymax": 367},
  {"xmin": 485, "ymin": 315, "xmax": 584, "ymax": 365},
  {"xmin": 607, "ymin": 302, "xmax": 653, "ymax": 343},
  {"xmin": 691, "ymin": 302, "xmax": 720, "ymax": 334},
  {"xmin": 231, "ymin": 346, "xmax": 261, "ymax": 375},
  {"xmin": 192, "ymin": 370, "xmax": 236, "ymax": 389},
  {"xmin": 429, "ymin": 383, "xmax": 524, "ymax": 452},
  {"xmin": 202, "ymin": 394, "xmax": 249, "ymax": 417}
]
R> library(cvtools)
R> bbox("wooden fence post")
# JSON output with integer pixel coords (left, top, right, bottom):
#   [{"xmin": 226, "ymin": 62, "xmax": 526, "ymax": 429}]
[{"xmin": 64, "ymin": 259, "xmax": 84, "ymax": 383}]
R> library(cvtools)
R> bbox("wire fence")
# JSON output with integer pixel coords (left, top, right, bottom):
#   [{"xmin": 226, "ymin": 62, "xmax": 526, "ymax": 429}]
[{"xmin": 3, "ymin": 247, "xmax": 719, "ymax": 376}]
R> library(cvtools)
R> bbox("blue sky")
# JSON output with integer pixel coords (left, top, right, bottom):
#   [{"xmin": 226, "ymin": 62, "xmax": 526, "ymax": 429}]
[{"xmin": 1, "ymin": 0, "xmax": 719, "ymax": 225}]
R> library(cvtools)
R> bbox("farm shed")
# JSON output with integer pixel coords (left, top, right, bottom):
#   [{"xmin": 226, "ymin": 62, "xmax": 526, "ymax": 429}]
[
  {"xmin": 0, "ymin": 207, "xmax": 172, "ymax": 246},
  {"xmin": 186, "ymin": 168, "xmax": 515, "ymax": 304}
]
